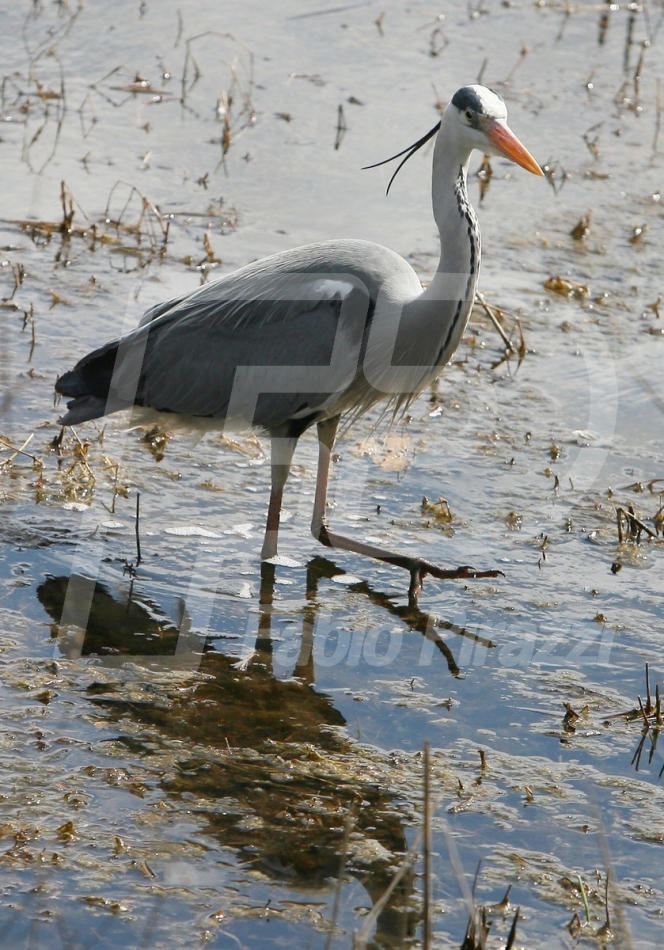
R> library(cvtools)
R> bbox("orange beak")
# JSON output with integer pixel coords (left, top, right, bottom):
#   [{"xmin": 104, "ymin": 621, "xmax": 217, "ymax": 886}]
[{"xmin": 486, "ymin": 120, "xmax": 543, "ymax": 176}]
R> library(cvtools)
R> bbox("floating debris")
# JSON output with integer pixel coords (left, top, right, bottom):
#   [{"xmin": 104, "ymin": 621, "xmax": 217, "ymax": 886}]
[
  {"xmin": 543, "ymin": 276, "xmax": 590, "ymax": 299},
  {"xmin": 570, "ymin": 210, "xmax": 592, "ymax": 241}
]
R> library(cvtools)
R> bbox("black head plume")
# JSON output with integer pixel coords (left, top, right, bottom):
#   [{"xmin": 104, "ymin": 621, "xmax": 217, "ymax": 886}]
[{"xmin": 363, "ymin": 121, "xmax": 441, "ymax": 195}]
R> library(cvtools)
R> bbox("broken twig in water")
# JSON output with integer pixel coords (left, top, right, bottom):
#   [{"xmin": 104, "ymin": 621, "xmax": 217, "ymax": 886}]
[
  {"xmin": 334, "ymin": 103, "xmax": 347, "ymax": 151},
  {"xmin": 616, "ymin": 505, "xmax": 660, "ymax": 543},
  {"xmin": 475, "ymin": 292, "xmax": 516, "ymax": 353}
]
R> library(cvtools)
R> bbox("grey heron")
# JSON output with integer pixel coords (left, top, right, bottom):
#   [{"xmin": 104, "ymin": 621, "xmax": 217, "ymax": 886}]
[{"xmin": 55, "ymin": 85, "xmax": 543, "ymax": 603}]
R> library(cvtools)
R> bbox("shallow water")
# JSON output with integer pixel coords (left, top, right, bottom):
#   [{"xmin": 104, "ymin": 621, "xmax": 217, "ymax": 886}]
[{"xmin": 1, "ymin": 1, "xmax": 664, "ymax": 947}]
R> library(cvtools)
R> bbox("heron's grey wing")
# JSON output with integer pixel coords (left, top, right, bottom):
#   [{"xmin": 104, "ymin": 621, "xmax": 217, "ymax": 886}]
[
  {"xmin": 138, "ymin": 291, "xmax": 192, "ymax": 327},
  {"xmin": 57, "ymin": 240, "xmax": 416, "ymax": 427},
  {"xmin": 125, "ymin": 273, "xmax": 372, "ymax": 429}
]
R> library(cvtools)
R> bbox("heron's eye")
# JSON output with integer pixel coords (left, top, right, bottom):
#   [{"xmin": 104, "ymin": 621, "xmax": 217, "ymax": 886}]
[{"xmin": 465, "ymin": 110, "xmax": 473, "ymax": 122}]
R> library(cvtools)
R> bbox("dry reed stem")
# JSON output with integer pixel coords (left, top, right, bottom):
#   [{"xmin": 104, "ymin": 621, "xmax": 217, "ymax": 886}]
[
  {"xmin": 0, "ymin": 434, "xmax": 41, "ymax": 469},
  {"xmin": 423, "ymin": 741, "xmax": 432, "ymax": 950}
]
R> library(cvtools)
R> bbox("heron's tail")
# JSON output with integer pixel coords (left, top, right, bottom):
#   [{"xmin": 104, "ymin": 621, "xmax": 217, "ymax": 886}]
[{"xmin": 55, "ymin": 339, "xmax": 126, "ymax": 425}]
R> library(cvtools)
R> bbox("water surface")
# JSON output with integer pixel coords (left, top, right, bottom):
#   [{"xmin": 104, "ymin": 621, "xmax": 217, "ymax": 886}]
[{"xmin": 1, "ymin": 1, "xmax": 664, "ymax": 946}]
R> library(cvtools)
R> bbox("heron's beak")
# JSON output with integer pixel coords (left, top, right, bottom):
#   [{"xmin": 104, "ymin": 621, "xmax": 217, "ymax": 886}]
[{"xmin": 485, "ymin": 120, "xmax": 543, "ymax": 176}]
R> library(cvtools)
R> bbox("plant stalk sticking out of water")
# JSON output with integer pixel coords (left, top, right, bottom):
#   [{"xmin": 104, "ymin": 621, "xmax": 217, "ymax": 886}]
[
  {"xmin": 423, "ymin": 741, "xmax": 432, "ymax": 950},
  {"xmin": 603, "ymin": 664, "xmax": 664, "ymax": 777},
  {"xmin": 325, "ymin": 811, "xmax": 353, "ymax": 950}
]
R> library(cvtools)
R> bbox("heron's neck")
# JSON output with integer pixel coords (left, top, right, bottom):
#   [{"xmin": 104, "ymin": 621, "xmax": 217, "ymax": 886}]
[
  {"xmin": 418, "ymin": 136, "xmax": 480, "ymax": 362},
  {"xmin": 369, "ymin": 129, "xmax": 481, "ymax": 400},
  {"xmin": 431, "ymin": 143, "xmax": 479, "ymax": 285}
]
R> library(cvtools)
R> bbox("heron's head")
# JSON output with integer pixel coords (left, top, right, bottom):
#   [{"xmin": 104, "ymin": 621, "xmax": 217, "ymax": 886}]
[
  {"xmin": 449, "ymin": 84, "xmax": 543, "ymax": 176},
  {"xmin": 363, "ymin": 82, "xmax": 542, "ymax": 194}
]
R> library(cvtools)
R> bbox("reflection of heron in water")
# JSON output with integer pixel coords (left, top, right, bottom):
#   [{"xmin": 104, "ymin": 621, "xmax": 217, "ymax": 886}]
[
  {"xmin": 39, "ymin": 558, "xmax": 494, "ymax": 674},
  {"xmin": 37, "ymin": 556, "xmax": 497, "ymax": 945},
  {"xmin": 55, "ymin": 84, "xmax": 541, "ymax": 604},
  {"xmin": 38, "ymin": 564, "xmax": 414, "ymax": 945}
]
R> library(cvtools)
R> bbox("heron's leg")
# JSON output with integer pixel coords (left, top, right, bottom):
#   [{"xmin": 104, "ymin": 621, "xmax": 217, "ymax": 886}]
[
  {"xmin": 310, "ymin": 416, "xmax": 340, "ymax": 541},
  {"xmin": 261, "ymin": 434, "xmax": 298, "ymax": 560},
  {"xmin": 311, "ymin": 417, "xmax": 502, "ymax": 605}
]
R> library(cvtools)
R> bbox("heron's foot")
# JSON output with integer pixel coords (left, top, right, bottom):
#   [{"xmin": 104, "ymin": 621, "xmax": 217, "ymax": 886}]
[
  {"xmin": 407, "ymin": 560, "xmax": 504, "ymax": 606},
  {"xmin": 312, "ymin": 522, "xmax": 503, "ymax": 605}
]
